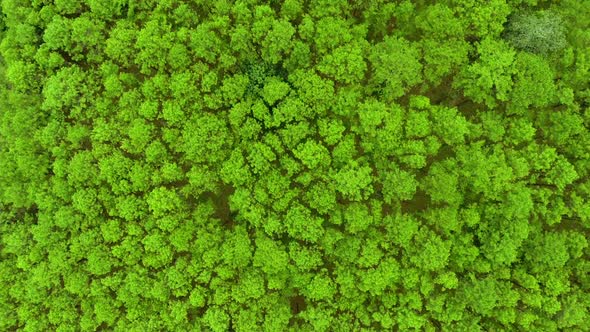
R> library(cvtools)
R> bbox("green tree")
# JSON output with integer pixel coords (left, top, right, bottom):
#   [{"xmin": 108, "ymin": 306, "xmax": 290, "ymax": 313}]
[
  {"xmin": 369, "ymin": 35, "xmax": 422, "ymax": 100},
  {"xmin": 455, "ymin": 38, "xmax": 516, "ymax": 108},
  {"xmin": 2, "ymin": 1, "xmax": 590, "ymax": 331},
  {"xmin": 331, "ymin": 160, "xmax": 374, "ymax": 201}
]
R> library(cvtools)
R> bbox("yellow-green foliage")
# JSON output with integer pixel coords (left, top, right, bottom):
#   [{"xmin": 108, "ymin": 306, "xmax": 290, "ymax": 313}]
[{"xmin": 0, "ymin": 1, "xmax": 589, "ymax": 331}]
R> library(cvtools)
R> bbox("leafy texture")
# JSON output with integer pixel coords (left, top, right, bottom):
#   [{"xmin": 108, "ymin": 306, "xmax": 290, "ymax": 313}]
[{"xmin": 0, "ymin": 1, "xmax": 589, "ymax": 331}]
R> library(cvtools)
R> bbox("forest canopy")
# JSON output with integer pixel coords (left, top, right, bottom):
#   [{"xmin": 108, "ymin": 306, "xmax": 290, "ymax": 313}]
[{"xmin": 0, "ymin": 0, "xmax": 589, "ymax": 331}]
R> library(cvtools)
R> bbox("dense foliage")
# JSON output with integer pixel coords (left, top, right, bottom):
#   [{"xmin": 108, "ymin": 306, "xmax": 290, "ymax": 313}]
[{"xmin": 1, "ymin": 0, "xmax": 589, "ymax": 331}]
